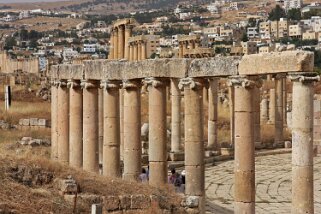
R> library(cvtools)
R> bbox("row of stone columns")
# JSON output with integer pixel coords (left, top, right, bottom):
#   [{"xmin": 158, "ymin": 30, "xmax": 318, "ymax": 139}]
[
  {"xmin": 129, "ymin": 41, "xmax": 147, "ymax": 61},
  {"xmin": 109, "ymin": 25, "xmax": 133, "ymax": 60},
  {"xmin": 178, "ymin": 40, "xmax": 200, "ymax": 58},
  {"xmin": 52, "ymin": 72, "xmax": 317, "ymax": 213}
]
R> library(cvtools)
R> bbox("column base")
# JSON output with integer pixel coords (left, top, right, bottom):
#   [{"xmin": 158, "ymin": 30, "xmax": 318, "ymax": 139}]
[{"xmin": 169, "ymin": 151, "xmax": 184, "ymax": 161}]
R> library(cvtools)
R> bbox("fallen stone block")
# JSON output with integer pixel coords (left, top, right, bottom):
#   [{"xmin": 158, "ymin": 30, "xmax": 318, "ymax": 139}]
[
  {"xmin": 55, "ymin": 176, "xmax": 78, "ymax": 195},
  {"xmin": 103, "ymin": 196, "xmax": 119, "ymax": 211}
]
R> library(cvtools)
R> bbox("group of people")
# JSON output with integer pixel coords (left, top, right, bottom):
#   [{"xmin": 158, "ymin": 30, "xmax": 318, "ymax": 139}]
[{"xmin": 139, "ymin": 166, "xmax": 185, "ymax": 193}]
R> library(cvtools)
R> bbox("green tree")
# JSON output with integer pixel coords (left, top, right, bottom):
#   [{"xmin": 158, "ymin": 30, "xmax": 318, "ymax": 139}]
[
  {"xmin": 241, "ymin": 32, "xmax": 248, "ymax": 42},
  {"xmin": 287, "ymin": 8, "xmax": 301, "ymax": 20},
  {"xmin": 268, "ymin": 5, "xmax": 286, "ymax": 21},
  {"xmin": 29, "ymin": 39, "xmax": 38, "ymax": 49},
  {"xmin": 4, "ymin": 36, "xmax": 16, "ymax": 50}
]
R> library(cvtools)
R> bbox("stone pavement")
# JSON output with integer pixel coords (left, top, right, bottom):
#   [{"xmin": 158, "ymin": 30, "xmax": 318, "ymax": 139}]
[{"xmin": 205, "ymin": 153, "xmax": 321, "ymax": 214}]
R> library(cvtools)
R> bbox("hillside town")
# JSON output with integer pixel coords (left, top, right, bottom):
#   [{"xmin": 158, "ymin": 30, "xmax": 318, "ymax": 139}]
[{"xmin": 0, "ymin": 0, "xmax": 319, "ymax": 73}]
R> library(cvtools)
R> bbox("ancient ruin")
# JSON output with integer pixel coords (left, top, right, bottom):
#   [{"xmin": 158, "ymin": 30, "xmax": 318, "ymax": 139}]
[{"xmin": 50, "ymin": 50, "xmax": 317, "ymax": 213}]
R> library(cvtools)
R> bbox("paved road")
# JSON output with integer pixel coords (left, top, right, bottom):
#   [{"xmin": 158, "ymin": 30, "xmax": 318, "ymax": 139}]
[{"xmin": 205, "ymin": 153, "xmax": 321, "ymax": 214}]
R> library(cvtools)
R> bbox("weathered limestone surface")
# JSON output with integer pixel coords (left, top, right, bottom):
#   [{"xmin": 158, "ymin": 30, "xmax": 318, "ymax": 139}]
[
  {"xmin": 57, "ymin": 64, "xmax": 84, "ymax": 80},
  {"xmin": 239, "ymin": 51, "xmax": 314, "ymax": 75}
]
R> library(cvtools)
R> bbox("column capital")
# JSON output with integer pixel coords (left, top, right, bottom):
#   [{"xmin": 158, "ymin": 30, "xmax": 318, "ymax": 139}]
[
  {"xmin": 80, "ymin": 79, "xmax": 98, "ymax": 89},
  {"xmin": 118, "ymin": 25, "xmax": 125, "ymax": 31},
  {"xmin": 56, "ymin": 79, "xmax": 67, "ymax": 88},
  {"xmin": 100, "ymin": 80, "xmax": 121, "ymax": 90},
  {"xmin": 67, "ymin": 79, "xmax": 81, "ymax": 89},
  {"xmin": 178, "ymin": 77, "xmax": 204, "ymax": 90},
  {"xmin": 227, "ymin": 75, "xmax": 259, "ymax": 89},
  {"xmin": 125, "ymin": 25, "xmax": 134, "ymax": 31},
  {"xmin": 143, "ymin": 77, "xmax": 168, "ymax": 88},
  {"xmin": 273, "ymin": 73, "xmax": 287, "ymax": 80},
  {"xmin": 288, "ymin": 72, "xmax": 320, "ymax": 84},
  {"xmin": 122, "ymin": 79, "xmax": 142, "ymax": 90}
]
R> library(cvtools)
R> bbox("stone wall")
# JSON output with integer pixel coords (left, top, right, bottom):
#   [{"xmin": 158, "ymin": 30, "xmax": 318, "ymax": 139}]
[{"xmin": 0, "ymin": 52, "xmax": 39, "ymax": 74}]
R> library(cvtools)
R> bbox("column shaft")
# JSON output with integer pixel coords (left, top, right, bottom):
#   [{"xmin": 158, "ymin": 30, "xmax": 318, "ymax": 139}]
[
  {"xmin": 182, "ymin": 78, "xmax": 205, "ymax": 212},
  {"xmin": 253, "ymin": 84, "xmax": 261, "ymax": 148},
  {"xmin": 124, "ymin": 26, "xmax": 132, "ymax": 60},
  {"xmin": 171, "ymin": 79, "xmax": 181, "ymax": 152},
  {"xmin": 228, "ymin": 86, "xmax": 235, "ymax": 145},
  {"xmin": 123, "ymin": 81, "xmax": 141, "ymax": 181},
  {"xmin": 141, "ymin": 42, "xmax": 147, "ymax": 60},
  {"xmin": 260, "ymin": 96, "xmax": 269, "ymax": 124},
  {"xmin": 51, "ymin": 83, "xmax": 58, "ymax": 160},
  {"xmin": 82, "ymin": 81, "xmax": 99, "ymax": 173},
  {"xmin": 233, "ymin": 77, "xmax": 255, "ymax": 213},
  {"xmin": 208, "ymin": 78, "xmax": 218, "ymax": 150},
  {"xmin": 291, "ymin": 74, "xmax": 316, "ymax": 214},
  {"xmin": 269, "ymin": 88, "xmax": 276, "ymax": 124},
  {"xmin": 120, "ymin": 88, "xmax": 124, "ymax": 161},
  {"xmin": 69, "ymin": 81, "xmax": 83, "ymax": 168},
  {"xmin": 137, "ymin": 42, "xmax": 142, "ymax": 61},
  {"xmin": 113, "ymin": 28, "xmax": 118, "ymax": 59},
  {"xmin": 102, "ymin": 81, "xmax": 120, "ymax": 177},
  {"xmin": 148, "ymin": 78, "xmax": 167, "ymax": 186},
  {"xmin": 275, "ymin": 76, "xmax": 283, "ymax": 146},
  {"xmin": 98, "ymin": 88, "xmax": 104, "ymax": 164},
  {"xmin": 129, "ymin": 45, "xmax": 133, "ymax": 61},
  {"xmin": 57, "ymin": 81, "xmax": 69, "ymax": 164},
  {"xmin": 133, "ymin": 44, "xmax": 138, "ymax": 61},
  {"xmin": 118, "ymin": 26, "xmax": 124, "ymax": 59}
]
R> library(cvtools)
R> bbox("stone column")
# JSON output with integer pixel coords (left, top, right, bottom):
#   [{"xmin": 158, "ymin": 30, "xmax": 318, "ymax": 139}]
[
  {"xmin": 133, "ymin": 43, "xmax": 138, "ymax": 61},
  {"xmin": 141, "ymin": 41, "xmax": 147, "ymax": 60},
  {"xmin": 253, "ymin": 79, "xmax": 262, "ymax": 148},
  {"xmin": 179, "ymin": 78, "xmax": 205, "ymax": 212},
  {"xmin": 57, "ymin": 80, "xmax": 69, "ymax": 164},
  {"xmin": 101, "ymin": 80, "xmax": 121, "ymax": 177},
  {"xmin": 171, "ymin": 79, "xmax": 181, "ymax": 153},
  {"xmin": 113, "ymin": 28, "xmax": 118, "ymax": 60},
  {"xmin": 137, "ymin": 42, "xmax": 142, "ymax": 61},
  {"xmin": 260, "ymin": 94, "xmax": 269, "ymax": 124},
  {"xmin": 203, "ymin": 86, "xmax": 208, "ymax": 106},
  {"xmin": 109, "ymin": 31, "xmax": 114, "ymax": 60},
  {"xmin": 229, "ymin": 76, "xmax": 256, "ymax": 213},
  {"xmin": 146, "ymin": 78, "xmax": 167, "ymax": 186},
  {"xmin": 118, "ymin": 25, "xmax": 125, "ymax": 59},
  {"xmin": 274, "ymin": 74, "xmax": 284, "ymax": 147},
  {"xmin": 290, "ymin": 73, "xmax": 318, "ymax": 214},
  {"xmin": 268, "ymin": 88, "xmax": 276, "ymax": 124},
  {"xmin": 98, "ymin": 88, "xmax": 104, "ymax": 165},
  {"xmin": 81, "ymin": 80, "xmax": 99, "ymax": 173},
  {"xmin": 120, "ymin": 88, "xmax": 124, "ymax": 161},
  {"xmin": 129, "ymin": 45, "xmax": 133, "ymax": 61},
  {"xmin": 208, "ymin": 78, "xmax": 218, "ymax": 151},
  {"xmin": 68, "ymin": 80, "xmax": 83, "ymax": 168},
  {"xmin": 51, "ymin": 81, "xmax": 58, "ymax": 160},
  {"xmin": 179, "ymin": 42, "xmax": 183, "ymax": 58},
  {"xmin": 228, "ymin": 86, "xmax": 235, "ymax": 145},
  {"xmin": 283, "ymin": 78, "xmax": 287, "ymax": 125},
  {"xmin": 123, "ymin": 80, "xmax": 141, "ymax": 181},
  {"xmin": 124, "ymin": 25, "xmax": 132, "ymax": 60},
  {"xmin": 182, "ymin": 42, "xmax": 187, "ymax": 57}
]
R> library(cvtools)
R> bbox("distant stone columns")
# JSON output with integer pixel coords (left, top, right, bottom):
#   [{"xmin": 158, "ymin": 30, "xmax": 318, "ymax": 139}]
[
  {"xmin": 260, "ymin": 94, "xmax": 269, "ymax": 124},
  {"xmin": 81, "ymin": 80, "xmax": 99, "ymax": 173},
  {"xmin": 118, "ymin": 25, "xmax": 125, "ymax": 59},
  {"xmin": 133, "ymin": 44, "xmax": 138, "ymax": 61},
  {"xmin": 208, "ymin": 78, "xmax": 218, "ymax": 151},
  {"xmin": 137, "ymin": 42, "xmax": 142, "ymax": 60},
  {"xmin": 51, "ymin": 81, "xmax": 58, "ymax": 161},
  {"xmin": 129, "ymin": 41, "xmax": 147, "ymax": 61},
  {"xmin": 290, "ymin": 73, "xmax": 319, "ymax": 214},
  {"xmin": 253, "ymin": 78, "xmax": 262, "ymax": 148},
  {"xmin": 146, "ymin": 78, "xmax": 168, "ymax": 186},
  {"xmin": 113, "ymin": 28, "xmax": 118, "ymax": 60},
  {"xmin": 171, "ymin": 78, "xmax": 181, "ymax": 153},
  {"xmin": 101, "ymin": 80, "xmax": 121, "ymax": 178},
  {"xmin": 179, "ymin": 42, "xmax": 184, "ymax": 58},
  {"xmin": 57, "ymin": 80, "xmax": 69, "ymax": 164},
  {"xmin": 179, "ymin": 77, "xmax": 205, "ymax": 212},
  {"xmin": 141, "ymin": 42, "xmax": 147, "ymax": 60},
  {"xmin": 124, "ymin": 25, "xmax": 132, "ymax": 60},
  {"xmin": 229, "ymin": 76, "xmax": 256, "ymax": 213},
  {"xmin": 274, "ymin": 74, "xmax": 284, "ymax": 147},
  {"xmin": 68, "ymin": 80, "xmax": 83, "ymax": 168},
  {"xmin": 123, "ymin": 80, "xmax": 142, "ymax": 181}
]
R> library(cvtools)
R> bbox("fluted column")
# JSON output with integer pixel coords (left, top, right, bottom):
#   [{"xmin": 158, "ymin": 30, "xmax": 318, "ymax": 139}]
[
  {"xmin": 118, "ymin": 25, "xmax": 125, "ymax": 59},
  {"xmin": 179, "ymin": 78, "xmax": 205, "ymax": 212},
  {"xmin": 113, "ymin": 28, "xmax": 118, "ymax": 60},
  {"xmin": 123, "ymin": 80, "xmax": 141, "ymax": 181},
  {"xmin": 101, "ymin": 80, "xmax": 121, "ymax": 177},
  {"xmin": 137, "ymin": 42, "xmax": 142, "ymax": 61},
  {"xmin": 109, "ymin": 31, "xmax": 114, "ymax": 60},
  {"xmin": 81, "ymin": 80, "xmax": 99, "ymax": 173},
  {"xmin": 124, "ymin": 25, "xmax": 132, "ymax": 60},
  {"xmin": 133, "ymin": 43, "xmax": 138, "ymax": 61},
  {"xmin": 141, "ymin": 41, "xmax": 147, "ymax": 60},
  {"xmin": 208, "ymin": 78, "xmax": 218, "ymax": 151},
  {"xmin": 57, "ymin": 80, "xmax": 69, "ymax": 164},
  {"xmin": 229, "ymin": 76, "xmax": 256, "ymax": 213},
  {"xmin": 290, "ymin": 73, "xmax": 319, "ymax": 214},
  {"xmin": 145, "ymin": 78, "xmax": 167, "ymax": 186},
  {"xmin": 51, "ymin": 80, "xmax": 58, "ymax": 160},
  {"xmin": 171, "ymin": 79, "xmax": 181, "ymax": 152},
  {"xmin": 274, "ymin": 74, "xmax": 284, "ymax": 147},
  {"xmin": 68, "ymin": 80, "xmax": 83, "ymax": 168}
]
